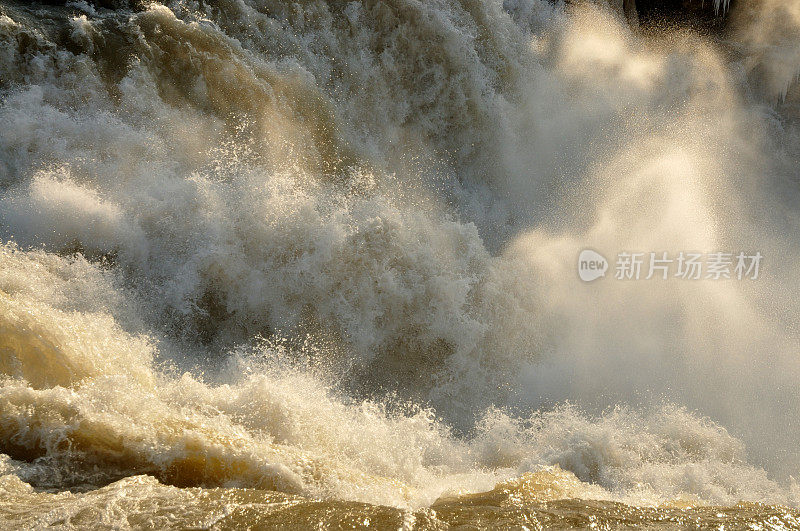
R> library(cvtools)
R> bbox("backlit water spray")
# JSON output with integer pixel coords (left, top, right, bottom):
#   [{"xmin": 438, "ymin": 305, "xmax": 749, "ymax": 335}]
[{"xmin": 1, "ymin": 0, "xmax": 800, "ymax": 526}]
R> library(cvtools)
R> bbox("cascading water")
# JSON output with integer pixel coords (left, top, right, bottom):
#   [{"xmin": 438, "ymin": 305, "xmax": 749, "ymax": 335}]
[{"xmin": 1, "ymin": 0, "xmax": 800, "ymax": 527}]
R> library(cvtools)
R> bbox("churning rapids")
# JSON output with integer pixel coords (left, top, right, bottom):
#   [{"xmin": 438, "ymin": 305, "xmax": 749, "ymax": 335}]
[{"xmin": 1, "ymin": 0, "xmax": 800, "ymax": 528}]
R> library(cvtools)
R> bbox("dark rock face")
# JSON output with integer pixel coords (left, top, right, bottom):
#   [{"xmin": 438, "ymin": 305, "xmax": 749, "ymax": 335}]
[
  {"xmin": 565, "ymin": 0, "xmax": 732, "ymax": 32},
  {"xmin": 635, "ymin": 0, "xmax": 735, "ymax": 31}
]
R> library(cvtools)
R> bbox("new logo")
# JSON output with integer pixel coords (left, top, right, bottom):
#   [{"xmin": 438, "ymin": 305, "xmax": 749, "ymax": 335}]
[{"xmin": 578, "ymin": 249, "xmax": 608, "ymax": 282}]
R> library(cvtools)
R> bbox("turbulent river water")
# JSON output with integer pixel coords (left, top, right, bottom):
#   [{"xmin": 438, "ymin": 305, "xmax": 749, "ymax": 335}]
[{"xmin": 2, "ymin": 0, "xmax": 800, "ymax": 528}]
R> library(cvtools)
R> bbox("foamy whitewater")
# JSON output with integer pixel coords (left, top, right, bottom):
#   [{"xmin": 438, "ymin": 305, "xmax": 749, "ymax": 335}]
[{"xmin": 1, "ymin": 0, "xmax": 800, "ymax": 527}]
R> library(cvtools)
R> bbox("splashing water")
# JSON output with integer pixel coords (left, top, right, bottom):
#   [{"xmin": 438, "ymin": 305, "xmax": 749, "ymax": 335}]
[{"xmin": 1, "ymin": 0, "xmax": 800, "ymax": 526}]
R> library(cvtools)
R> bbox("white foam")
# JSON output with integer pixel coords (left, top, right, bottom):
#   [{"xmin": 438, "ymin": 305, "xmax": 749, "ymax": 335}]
[{"xmin": 0, "ymin": 0, "xmax": 799, "ymax": 510}]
